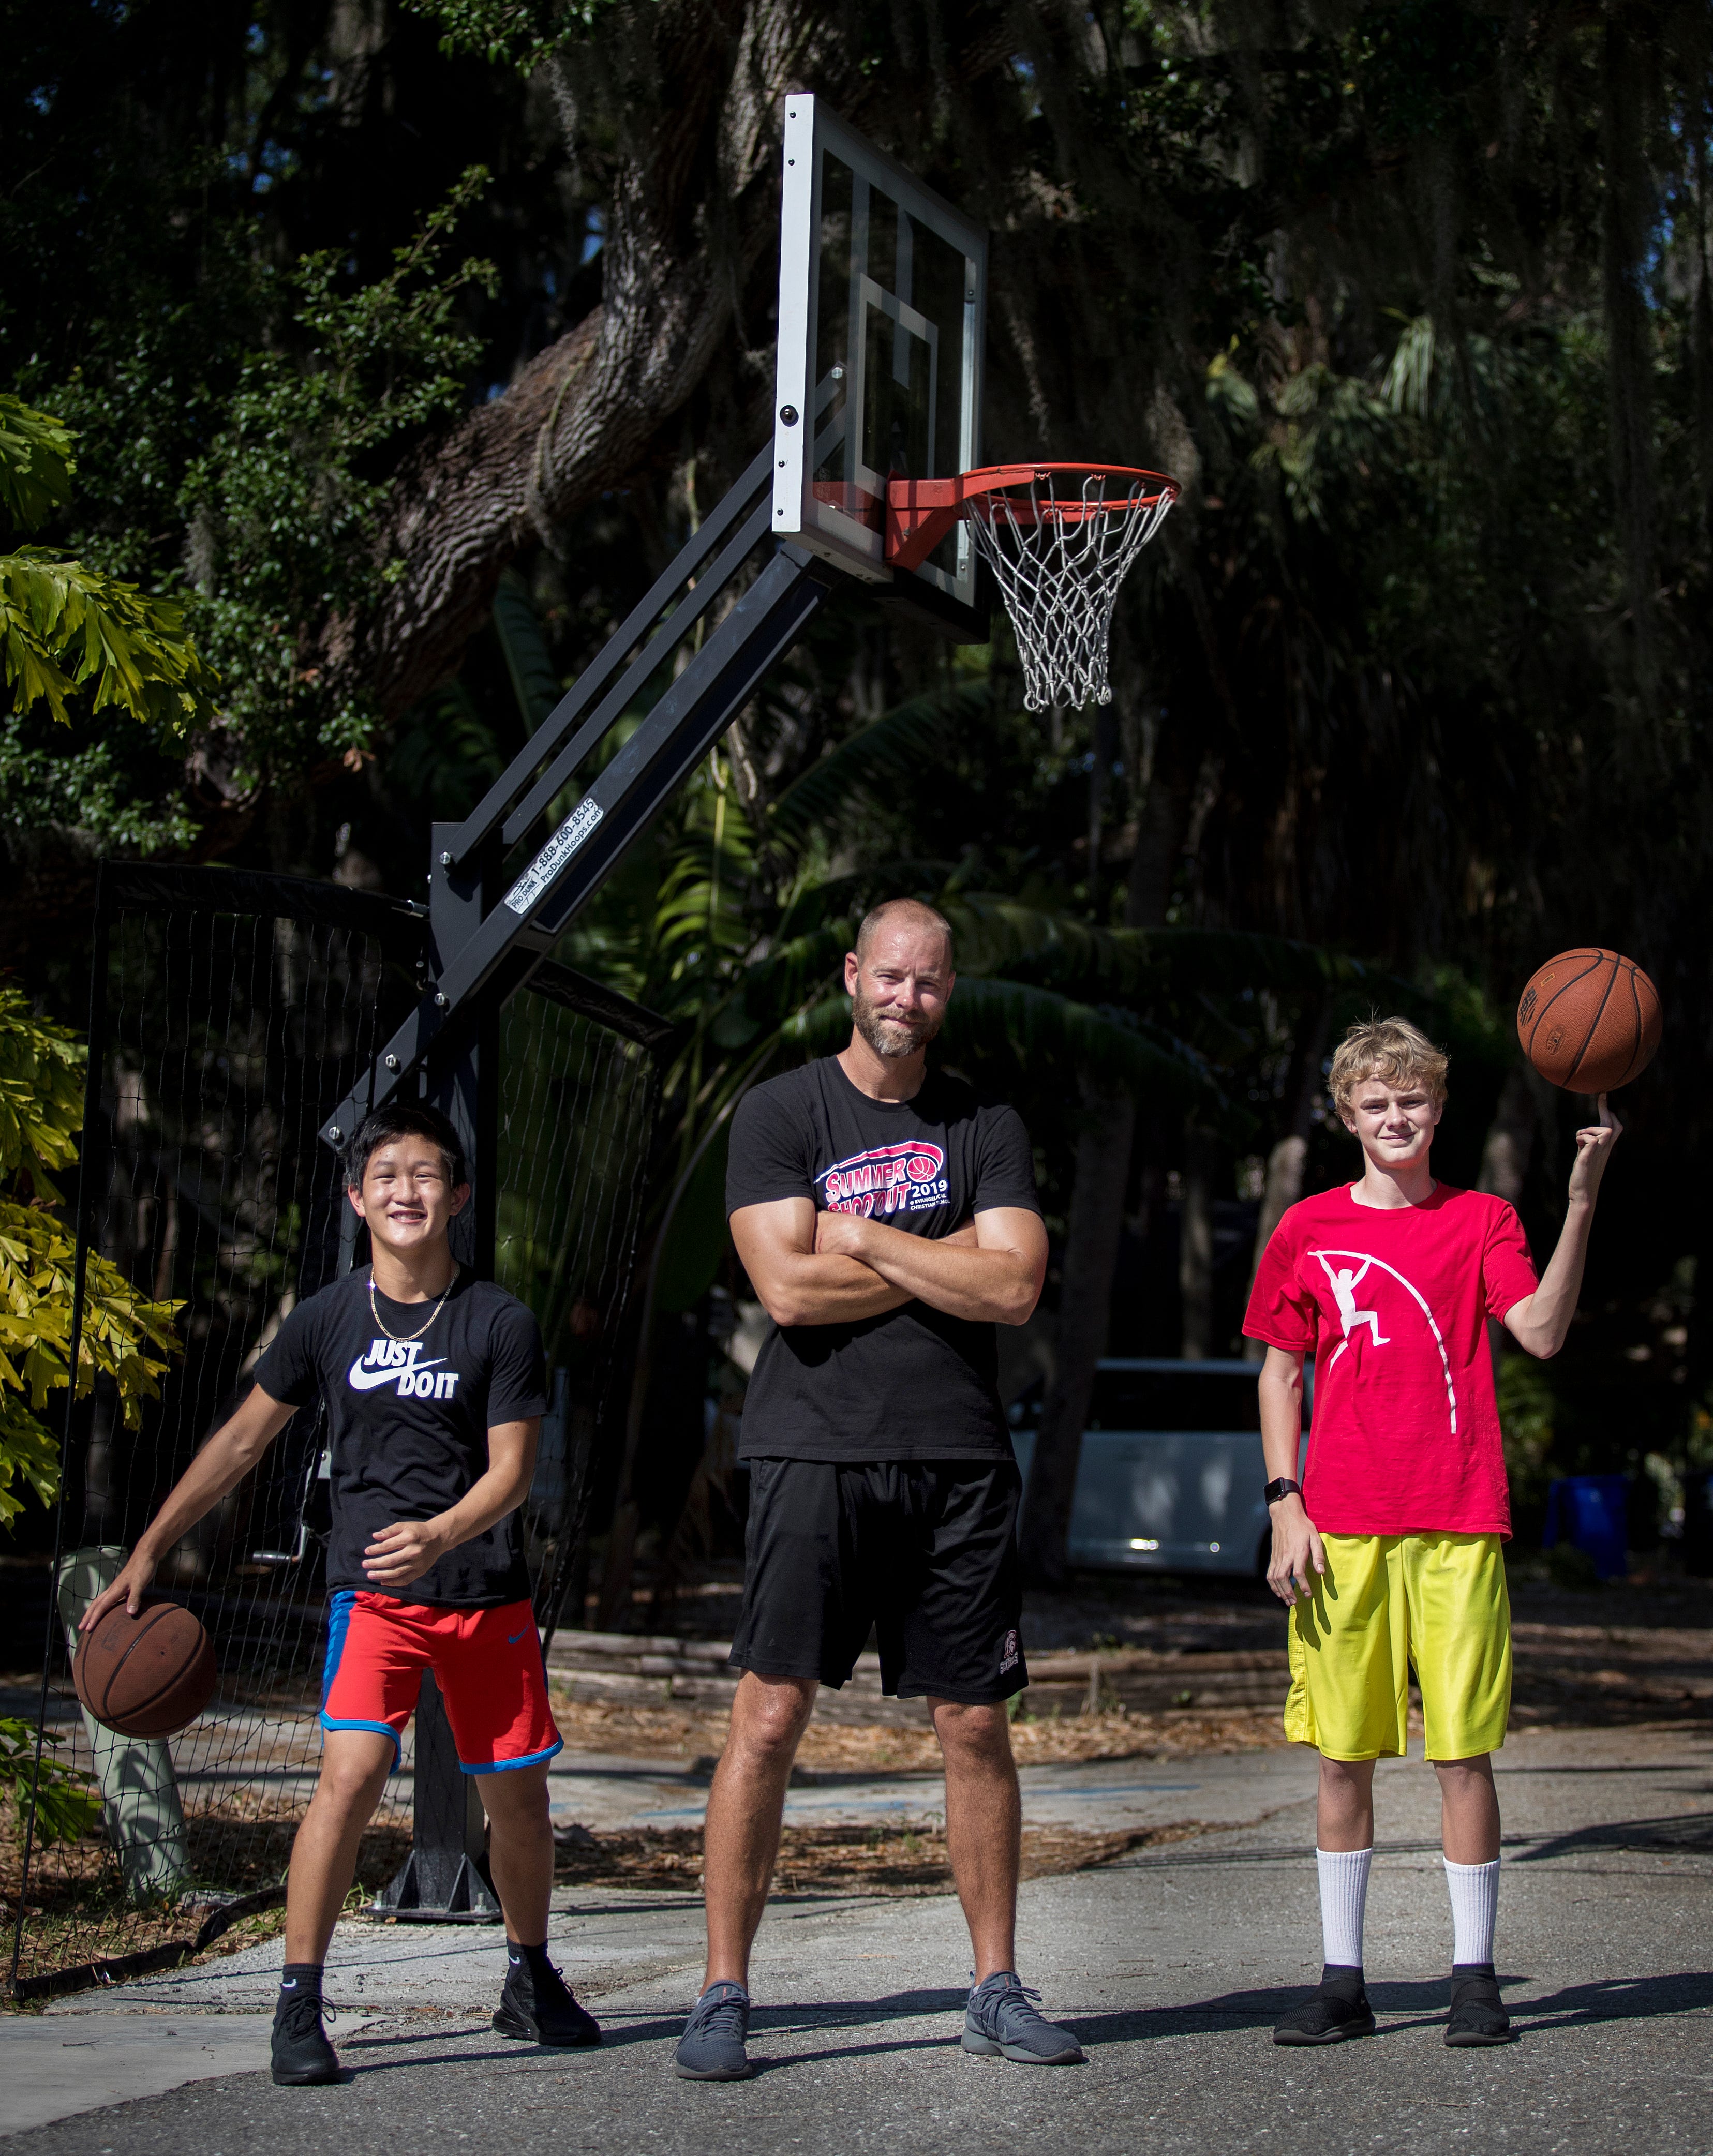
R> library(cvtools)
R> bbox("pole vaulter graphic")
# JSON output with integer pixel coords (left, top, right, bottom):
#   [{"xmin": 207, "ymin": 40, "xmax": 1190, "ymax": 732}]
[{"xmin": 1311, "ymin": 1249, "xmax": 1459, "ymax": 1434}]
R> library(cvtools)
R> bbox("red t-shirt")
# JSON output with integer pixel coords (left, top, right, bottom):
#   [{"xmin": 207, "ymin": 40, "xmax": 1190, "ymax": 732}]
[{"xmin": 1243, "ymin": 1183, "xmax": 1540, "ymax": 1537}]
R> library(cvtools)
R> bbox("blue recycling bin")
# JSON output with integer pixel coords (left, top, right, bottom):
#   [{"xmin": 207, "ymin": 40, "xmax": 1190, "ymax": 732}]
[{"xmin": 1542, "ymin": 1475, "xmax": 1629, "ymax": 1579}]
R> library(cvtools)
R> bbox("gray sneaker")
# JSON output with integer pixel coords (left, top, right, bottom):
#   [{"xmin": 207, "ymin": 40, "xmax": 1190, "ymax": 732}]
[
  {"xmin": 962, "ymin": 1972, "xmax": 1085, "ymax": 2064},
  {"xmin": 674, "ymin": 1980, "xmax": 753, "ymax": 2080}
]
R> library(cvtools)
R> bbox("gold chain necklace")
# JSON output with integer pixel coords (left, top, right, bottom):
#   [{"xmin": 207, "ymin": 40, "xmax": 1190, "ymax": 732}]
[{"xmin": 368, "ymin": 1263, "xmax": 458, "ymax": 1343}]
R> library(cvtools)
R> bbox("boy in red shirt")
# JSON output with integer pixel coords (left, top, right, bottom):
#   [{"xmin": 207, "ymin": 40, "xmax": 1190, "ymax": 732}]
[{"xmin": 1245, "ymin": 1017, "xmax": 1620, "ymax": 2048}]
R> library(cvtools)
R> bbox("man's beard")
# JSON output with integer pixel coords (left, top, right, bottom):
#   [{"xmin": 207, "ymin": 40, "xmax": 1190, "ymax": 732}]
[{"xmin": 852, "ymin": 985, "xmax": 941, "ymax": 1061}]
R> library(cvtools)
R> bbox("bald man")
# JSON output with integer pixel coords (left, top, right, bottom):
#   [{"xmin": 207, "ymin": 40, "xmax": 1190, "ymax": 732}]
[{"xmin": 673, "ymin": 899, "xmax": 1085, "ymax": 2080}]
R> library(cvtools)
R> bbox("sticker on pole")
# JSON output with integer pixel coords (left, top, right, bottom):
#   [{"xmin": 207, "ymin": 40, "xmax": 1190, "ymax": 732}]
[{"xmin": 504, "ymin": 798, "xmax": 605, "ymax": 916}]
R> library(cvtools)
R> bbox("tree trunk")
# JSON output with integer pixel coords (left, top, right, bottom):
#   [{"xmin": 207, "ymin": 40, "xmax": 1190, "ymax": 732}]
[
  {"xmin": 349, "ymin": 4, "xmax": 796, "ymax": 724},
  {"xmin": 1478, "ymin": 1062, "xmax": 1543, "ymax": 1369},
  {"xmin": 1018, "ymin": 1085, "xmax": 1135, "ymax": 1585},
  {"xmin": 1478, "ymin": 1062, "xmax": 1541, "ymax": 1206},
  {"xmin": 1179, "ymin": 1125, "xmax": 1216, "ymax": 1358},
  {"xmin": 1243, "ymin": 997, "xmax": 1331, "ymax": 1362}
]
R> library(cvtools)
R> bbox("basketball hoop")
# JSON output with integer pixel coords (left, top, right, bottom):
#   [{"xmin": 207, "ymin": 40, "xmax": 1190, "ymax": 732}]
[{"xmin": 885, "ymin": 463, "xmax": 1179, "ymax": 711}]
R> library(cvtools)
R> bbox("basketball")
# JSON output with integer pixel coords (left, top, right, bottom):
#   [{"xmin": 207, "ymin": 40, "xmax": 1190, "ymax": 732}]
[
  {"xmin": 1516, "ymin": 948, "xmax": 1661, "ymax": 1093},
  {"xmin": 73, "ymin": 1595, "xmax": 217, "ymax": 1739}
]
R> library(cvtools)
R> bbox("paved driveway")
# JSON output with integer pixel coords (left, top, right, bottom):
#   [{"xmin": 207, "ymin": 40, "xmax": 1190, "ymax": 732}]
[{"xmin": 7, "ymin": 1724, "xmax": 1711, "ymax": 2154}]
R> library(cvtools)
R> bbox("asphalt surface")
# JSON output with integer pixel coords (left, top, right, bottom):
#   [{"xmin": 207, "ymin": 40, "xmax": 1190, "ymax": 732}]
[{"xmin": 7, "ymin": 1724, "xmax": 1712, "ymax": 2153}]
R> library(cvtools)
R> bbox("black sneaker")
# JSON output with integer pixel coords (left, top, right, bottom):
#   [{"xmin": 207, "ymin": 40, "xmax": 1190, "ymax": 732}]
[
  {"xmin": 494, "ymin": 1953, "xmax": 602, "ymax": 2046},
  {"xmin": 1445, "ymin": 1964, "xmax": 1511, "ymax": 2047},
  {"xmin": 271, "ymin": 1993, "xmax": 340, "ymax": 2085},
  {"xmin": 1273, "ymin": 1968, "xmax": 1376, "ymax": 2046}
]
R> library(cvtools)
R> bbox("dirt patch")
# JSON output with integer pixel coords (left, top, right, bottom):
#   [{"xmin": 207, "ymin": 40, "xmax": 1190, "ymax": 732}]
[
  {"xmin": 546, "ymin": 1689, "xmax": 1292, "ymax": 1774},
  {"xmin": 545, "ymin": 1568, "xmax": 1713, "ymax": 1771},
  {"xmin": 2, "ymin": 1794, "xmax": 411, "ymax": 1998},
  {"xmin": 547, "ymin": 1818, "xmax": 1208, "ymax": 1898}
]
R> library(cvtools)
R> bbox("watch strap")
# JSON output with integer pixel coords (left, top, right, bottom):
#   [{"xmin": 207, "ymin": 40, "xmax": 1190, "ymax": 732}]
[{"xmin": 1263, "ymin": 1477, "xmax": 1302, "ymax": 1505}]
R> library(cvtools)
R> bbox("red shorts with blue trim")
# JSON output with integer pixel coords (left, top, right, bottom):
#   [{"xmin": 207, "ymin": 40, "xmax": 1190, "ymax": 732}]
[{"xmin": 321, "ymin": 1591, "xmax": 563, "ymax": 1774}]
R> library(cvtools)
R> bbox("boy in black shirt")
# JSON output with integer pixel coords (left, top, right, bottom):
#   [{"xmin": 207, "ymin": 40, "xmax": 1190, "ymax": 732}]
[
  {"xmin": 83, "ymin": 1104, "xmax": 598, "ymax": 2084},
  {"xmin": 674, "ymin": 898, "xmax": 1084, "ymax": 2080}
]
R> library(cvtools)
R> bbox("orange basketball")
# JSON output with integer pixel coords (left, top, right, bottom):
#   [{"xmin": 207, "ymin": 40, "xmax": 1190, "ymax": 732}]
[
  {"xmin": 1516, "ymin": 948, "xmax": 1661, "ymax": 1093},
  {"xmin": 73, "ymin": 1595, "xmax": 217, "ymax": 1739}
]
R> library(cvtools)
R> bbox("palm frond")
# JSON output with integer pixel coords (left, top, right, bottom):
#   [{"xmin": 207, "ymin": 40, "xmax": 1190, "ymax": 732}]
[
  {"xmin": 781, "ymin": 993, "xmax": 854, "ymax": 1055},
  {"xmin": 772, "ymin": 859, "xmax": 958, "ymax": 947},
  {"xmin": 779, "ymin": 978, "xmax": 1215, "ymax": 1102},
  {"xmin": 493, "ymin": 567, "xmax": 560, "ymax": 735},
  {"xmin": 947, "ymin": 895, "xmax": 1373, "ymax": 999},
  {"xmin": 737, "ymin": 922, "xmax": 854, "ymax": 1015},
  {"xmin": 769, "ymin": 684, "xmax": 993, "ymax": 849},
  {"xmin": 1127, "ymin": 927, "xmax": 1380, "ymax": 996},
  {"xmin": 650, "ymin": 773, "xmax": 756, "ymax": 985},
  {"xmin": 389, "ymin": 679, "xmax": 504, "ymax": 816},
  {"xmin": 940, "ymin": 978, "xmax": 1216, "ymax": 1103}
]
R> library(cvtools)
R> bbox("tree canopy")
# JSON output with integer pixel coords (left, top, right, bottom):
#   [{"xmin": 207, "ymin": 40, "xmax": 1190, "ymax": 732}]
[{"xmin": 4, "ymin": 0, "xmax": 1709, "ymax": 1565}]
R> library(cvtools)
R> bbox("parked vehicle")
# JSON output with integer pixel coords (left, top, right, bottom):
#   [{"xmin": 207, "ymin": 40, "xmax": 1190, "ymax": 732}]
[{"xmin": 1008, "ymin": 1358, "xmax": 1312, "ymax": 1579}]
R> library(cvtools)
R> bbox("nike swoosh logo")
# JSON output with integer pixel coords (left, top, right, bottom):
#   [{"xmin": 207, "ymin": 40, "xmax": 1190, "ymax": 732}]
[
  {"xmin": 347, "ymin": 1356, "xmax": 444, "ymax": 1390},
  {"xmin": 507, "ymin": 1630, "xmax": 527, "ymax": 1643}
]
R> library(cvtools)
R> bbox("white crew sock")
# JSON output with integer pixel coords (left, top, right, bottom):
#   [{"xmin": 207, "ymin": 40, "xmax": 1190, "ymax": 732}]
[
  {"xmin": 1443, "ymin": 1856, "xmax": 1500, "ymax": 1967},
  {"xmin": 1317, "ymin": 1846, "xmax": 1373, "ymax": 1970}
]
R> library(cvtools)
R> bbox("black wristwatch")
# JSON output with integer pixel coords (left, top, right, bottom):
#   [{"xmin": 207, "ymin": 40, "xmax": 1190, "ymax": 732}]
[{"xmin": 1263, "ymin": 1478, "xmax": 1302, "ymax": 1506}]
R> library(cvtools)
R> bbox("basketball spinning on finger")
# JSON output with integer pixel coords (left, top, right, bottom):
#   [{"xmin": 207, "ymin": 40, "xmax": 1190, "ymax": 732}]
[{"xmin": 1516, "ymin": 947, "xmax": 1661, "ymax": 1093}]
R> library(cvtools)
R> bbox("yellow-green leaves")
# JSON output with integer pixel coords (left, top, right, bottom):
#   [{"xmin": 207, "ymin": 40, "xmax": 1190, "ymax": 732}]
[
  {"xmin": 0, "ymin": 993, "xmax": 183, "ymax": 1527},
  {"xmin": 1, "ymin": 395, "xmax": 218, "ymax": 733},
  {"xmin": 0, "ymin": 987, "xmax": 83, "ymax": 1196},
  {"xmin": 1, "ymin": 547, "xmax": 218, "ymax": 731},
  {"xmin": 0, "ymin": 1714, "xmax": 103, "ymax": 1848},
  {"xmin": 0, "ymin": 396, "xmax": 77, "ymax": 532}
]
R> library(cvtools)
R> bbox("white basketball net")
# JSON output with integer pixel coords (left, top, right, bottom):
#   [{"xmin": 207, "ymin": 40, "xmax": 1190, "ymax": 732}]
[{"xmin": 966, "ymin": 471, "xmax": 1176, "ymax": 712}]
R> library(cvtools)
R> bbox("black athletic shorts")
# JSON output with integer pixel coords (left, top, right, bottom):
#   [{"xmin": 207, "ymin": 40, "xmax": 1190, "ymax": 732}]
[{"xmin": 728, "ymin": 1457, "xmax": 1027, "ymax": 1704}]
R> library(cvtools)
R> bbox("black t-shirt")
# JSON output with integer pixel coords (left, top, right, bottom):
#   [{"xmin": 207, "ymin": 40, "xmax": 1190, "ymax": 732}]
[
  {"xmin": 254, "ymin": 1268, "xmax": 548, "ymax": 1608},
  {"xmin": 725, "ymin": 1058, "xmax": 1040, "ymax": 1463}
]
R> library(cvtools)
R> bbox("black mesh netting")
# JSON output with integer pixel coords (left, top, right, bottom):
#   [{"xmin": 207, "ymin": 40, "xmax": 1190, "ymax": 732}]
[{"xmin": 8, "ymin": 869, "xmax": 660, "ymax": 1995}]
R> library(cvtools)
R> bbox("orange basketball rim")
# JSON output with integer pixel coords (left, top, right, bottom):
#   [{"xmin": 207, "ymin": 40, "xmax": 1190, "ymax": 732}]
[{"xmin": 885, "ymin": 463, "xmax": 1181, "ymax": 714}]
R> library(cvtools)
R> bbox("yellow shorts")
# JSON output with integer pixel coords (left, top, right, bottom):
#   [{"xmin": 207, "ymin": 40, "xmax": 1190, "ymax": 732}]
[{"xmin": 1285, "ymin": 1531, "xmax": 1511, "ymax": 1762}]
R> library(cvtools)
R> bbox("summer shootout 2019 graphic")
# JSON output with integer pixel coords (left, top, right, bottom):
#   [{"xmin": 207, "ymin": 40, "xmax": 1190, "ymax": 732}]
[{"xmin": 818, "ymin": 1141, "xmax": 949, "ymax": 1218}]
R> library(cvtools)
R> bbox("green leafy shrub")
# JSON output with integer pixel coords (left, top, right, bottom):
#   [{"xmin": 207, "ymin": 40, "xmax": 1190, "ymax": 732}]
[
  {"xmin": 0, "ymin": 1716, "xmax": 102, "ymax": 1848},
  {"xmin": 1, "ymin": 395, "xmax": 217, "ymax": 732},
  {"xmin": 0, "ymin": 989, "xmax": 183, "ymax": 1526}
]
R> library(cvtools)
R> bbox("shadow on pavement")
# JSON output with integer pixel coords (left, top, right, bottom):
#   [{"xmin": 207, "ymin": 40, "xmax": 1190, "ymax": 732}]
[
  {"xmin": 1496, "ymin": 1763, "xmax": 1713, "ymax": 1777},
  {"xmin": 420, "ymin": 1987, "xmax": 977, "ymax": 2057},
  {"xmin": 292, "ymin": 1971, "xmax": 1713, "ymax": 2085},
  {"xmin": 1513, "ymin": 1971, "xmax": 1713, "ymax": 2026},
  {"xmin": 1063, "ymin": 1967, "xmax": 1713, "ymax": 2049},
  {"xmin": 1513, "ymin": 1813, "xmax": 1713, "ymax": 1861},
  {"xmin": 1061, "ymin": 1988, "xmax": 1358, "ymax": 2044}
]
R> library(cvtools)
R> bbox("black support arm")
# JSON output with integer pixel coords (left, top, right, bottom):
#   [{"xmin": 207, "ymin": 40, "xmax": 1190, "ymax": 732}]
[
  {"xmin": 319, "ymin": 542, "xmax": 833, "ymax": 1151},
  {"xmin": 436, "ymin": 440, "xmax": 776, "ymax": 872}
]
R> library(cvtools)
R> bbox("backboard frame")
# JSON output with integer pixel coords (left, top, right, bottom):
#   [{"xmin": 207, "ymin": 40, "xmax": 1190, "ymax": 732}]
[{"xmin": 772, "ymin": 95, "xmax": 989, "ymax": 639}]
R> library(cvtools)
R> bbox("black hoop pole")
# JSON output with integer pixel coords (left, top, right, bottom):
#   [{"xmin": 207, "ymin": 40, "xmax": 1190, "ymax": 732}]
[{"xmin": 364, "ymin": 825, "xmax": 507, "ymax": 1923}]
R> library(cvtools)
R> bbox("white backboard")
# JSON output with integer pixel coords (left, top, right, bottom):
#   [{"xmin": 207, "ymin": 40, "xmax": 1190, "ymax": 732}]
[{"xmin": 772, "ymin": 97, "xmax": 988, "ymax": 623}]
